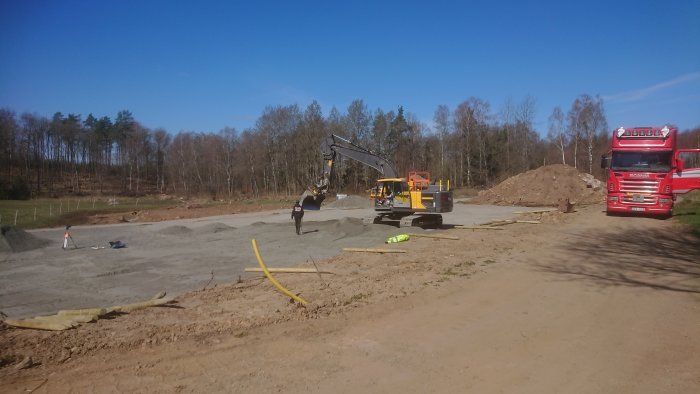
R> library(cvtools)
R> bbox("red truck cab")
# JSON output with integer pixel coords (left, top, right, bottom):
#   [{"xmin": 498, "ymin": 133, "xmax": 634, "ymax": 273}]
[{"xmin": 603, "ymin": 126, "xmax": 700, "ymax": 215}]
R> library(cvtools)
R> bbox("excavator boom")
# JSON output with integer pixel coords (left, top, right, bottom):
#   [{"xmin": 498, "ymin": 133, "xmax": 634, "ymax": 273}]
[{"xmin": 301, "ymin": 135, "xmax": 396, "ymax": 209}]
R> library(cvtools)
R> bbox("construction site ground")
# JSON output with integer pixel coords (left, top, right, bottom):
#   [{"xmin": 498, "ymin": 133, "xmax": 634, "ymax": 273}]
[{"xmin": 2, "ymin": 181, "xmax": 699, "ymax": 391}]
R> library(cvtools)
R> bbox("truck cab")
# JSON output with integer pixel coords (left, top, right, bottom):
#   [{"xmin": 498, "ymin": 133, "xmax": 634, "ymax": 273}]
[{"xmin": 603, "ymin": 126, "xmax": 700, "ymax": 215}]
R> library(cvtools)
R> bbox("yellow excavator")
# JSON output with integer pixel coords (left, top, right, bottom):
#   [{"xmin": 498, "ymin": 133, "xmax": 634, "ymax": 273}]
[{"xmin": 300, "ymin": 134, "xmax": 453, "ymax": 227}]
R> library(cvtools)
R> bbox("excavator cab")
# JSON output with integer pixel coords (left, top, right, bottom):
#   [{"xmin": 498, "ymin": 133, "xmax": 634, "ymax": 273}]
[{"xmin": 374, "ymin": 179, "xmax": 410, "ymax": 210}]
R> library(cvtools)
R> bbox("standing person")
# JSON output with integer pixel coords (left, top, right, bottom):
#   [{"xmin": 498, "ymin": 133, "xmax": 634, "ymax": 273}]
[{"xmin": 291, "ymin": 200, "xmax": 304, "ymax": 235}]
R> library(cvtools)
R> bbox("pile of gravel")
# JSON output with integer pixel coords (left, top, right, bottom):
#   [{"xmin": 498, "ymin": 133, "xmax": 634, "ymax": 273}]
[
  {"xmin": 0, "ymin": 225, "xmax": 51, "ymax": 253},
  {"xmin": 325, "ymin": 195, "xmax": 373, "ymax": 209}
]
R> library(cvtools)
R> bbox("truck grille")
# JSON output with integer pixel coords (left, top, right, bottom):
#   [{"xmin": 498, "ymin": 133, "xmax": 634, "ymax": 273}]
[
  {"xmin": 619, "ymin": 179, "xmax": 659, "ymax": 194},
  {"xmin": 620, "ymin": 195, "xmax": 656, "ymax": 204},
  {"xmin": 618, "ymin": 178, "xmax": 660, "ymax": 205}
]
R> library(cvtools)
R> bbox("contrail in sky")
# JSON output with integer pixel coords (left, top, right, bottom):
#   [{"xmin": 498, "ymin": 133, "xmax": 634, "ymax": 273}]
[{"xmin": 603, "ymin": 71, "xmax": 700, "ymax": 103}]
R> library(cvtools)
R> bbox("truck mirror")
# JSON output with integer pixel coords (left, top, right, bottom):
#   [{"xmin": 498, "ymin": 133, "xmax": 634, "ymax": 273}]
[
  {"xmin": 600, "ymin": 155, "xmax": 608, "ymax": 169},
  {"xmin": 676, "ymin": 158, "xmax": 684, "ymax": 172}
]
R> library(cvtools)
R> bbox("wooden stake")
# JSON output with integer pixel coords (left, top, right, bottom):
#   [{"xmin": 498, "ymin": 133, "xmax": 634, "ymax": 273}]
[
  {"xmin": 343, "ymin": 248, "xmax": 407, "ymax": 253},
  {"xmin": 244, "ymin": 267, "xmax": 333, "ymax": 274},
  {"xmin": 407, "ymin": 233, "xmax": 459, "ymax": 240},
  {"xmin": 453, "ymin": 226, "xmax": 504, "ymax": 230},
  {"xmin": 513, "ymin": 209, "xmax": 557, "ymax": 214},
  {"xmin": 107, "ymin": 297, "xmax": 174, "ymax": 313}
]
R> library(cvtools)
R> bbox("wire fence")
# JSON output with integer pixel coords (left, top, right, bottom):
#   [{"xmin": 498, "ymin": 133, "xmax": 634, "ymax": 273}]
[{"xmin": 0, "ymin": 197, "xmax": 145, "ymax": 228}]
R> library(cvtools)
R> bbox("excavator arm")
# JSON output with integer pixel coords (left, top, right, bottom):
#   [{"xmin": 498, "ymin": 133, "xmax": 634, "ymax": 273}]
[
  {"xmin": 300, "ymin": 134, "xmax": 397, "ymax": 209},
  {"xmin": 319, "ymin": 134, "xmax": 397, "ymax": 178}
]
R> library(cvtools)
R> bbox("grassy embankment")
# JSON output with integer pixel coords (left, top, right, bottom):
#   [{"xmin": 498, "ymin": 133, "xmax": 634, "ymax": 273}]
[
  {"xmin": 0, "ymin": 197, "xmax": 176, "ymax": 230},
  {"xmin": 0, "ymin": 196, "xmax": 298, "ymax": 230},
  {"xmin": 673, "ymin": 190, "xmax": 700, "ymax": 234}
]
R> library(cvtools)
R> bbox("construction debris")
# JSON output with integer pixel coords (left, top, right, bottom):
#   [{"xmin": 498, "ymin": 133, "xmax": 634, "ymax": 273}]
[
  {"xmin": 558, "ymin": 198, "xmax": 575, "ymax": 213},
  {"xmin": 4, "ymin": 292, "xmax": 175, "ymax": 331},
  {"xmin": 15, "ymin": 356, "xmax": 33, "ymax": 370},
  {"xmin": 58, "ymin": 308, "xmax": 108, "ymax": 316},
  {"xmin": 343, "ymin": 248, "xmax": 407, "ymax": 253},
  {"xmin": 4, "ymin": 317, "xmax": 78, "ymax": 331}
]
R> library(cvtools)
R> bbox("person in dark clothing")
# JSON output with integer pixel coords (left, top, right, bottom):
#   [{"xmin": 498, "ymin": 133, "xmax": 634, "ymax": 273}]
[{"xmin": 291, "ymin": 201, "xmax": 304, "ymax": 235}]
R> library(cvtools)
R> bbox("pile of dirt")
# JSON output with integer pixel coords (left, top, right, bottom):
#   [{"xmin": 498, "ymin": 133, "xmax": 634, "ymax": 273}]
[
  {"xmin": 0, "ymin": 225, "xmax": 50, "ymax": 253},
  {"xmin": 470, "ymin": 164, "xmax": 604, "ymax": 207},
  {"xmin": 197, "ymin": 223, "xmax": 235, "ymax": 234},
  {"xmin": 157, "ymin": 225, "xmax": 193, "ymax": 236},
  {"xmin": 325, "ymin": 195, "xmax": 373, "ymax": 209}
]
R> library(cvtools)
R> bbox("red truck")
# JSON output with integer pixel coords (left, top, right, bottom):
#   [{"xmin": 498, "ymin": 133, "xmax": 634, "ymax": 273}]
[{"xmin": 602, "ymin": 125, "xmax": 700, "ymax": 216}]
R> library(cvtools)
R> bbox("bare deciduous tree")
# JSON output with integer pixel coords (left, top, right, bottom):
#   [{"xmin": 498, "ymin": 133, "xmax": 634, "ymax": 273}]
[
  {"xmin": 433, "ymin": 105, "xmax": 450, "ymax": 180},
  {"xmin": 548, "ymin": 106, "xmax": 566, "ymax": 165}
]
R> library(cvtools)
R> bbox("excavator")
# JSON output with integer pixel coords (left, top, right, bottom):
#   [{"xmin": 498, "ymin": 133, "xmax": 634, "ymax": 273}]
[{"xmin": 299, "ymin": 134, "xmax": 453, "ymax": 227}]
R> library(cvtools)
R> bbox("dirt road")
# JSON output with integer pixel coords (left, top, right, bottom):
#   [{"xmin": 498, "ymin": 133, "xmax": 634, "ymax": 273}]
[{"xmin": 2, "ymin": 203, "xmax": 699, "ymax": 393}]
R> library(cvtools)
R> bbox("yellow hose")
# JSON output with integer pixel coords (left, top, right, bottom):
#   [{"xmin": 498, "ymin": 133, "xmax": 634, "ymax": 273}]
[{"xmin": 251, "ymin": 239, "xmax": 307, "ymax": 306}]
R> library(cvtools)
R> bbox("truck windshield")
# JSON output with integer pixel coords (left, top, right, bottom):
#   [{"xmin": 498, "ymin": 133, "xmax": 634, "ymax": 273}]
[{"xmin": 611, "ymin": 151, "xmax": 672, "ymax": 172}]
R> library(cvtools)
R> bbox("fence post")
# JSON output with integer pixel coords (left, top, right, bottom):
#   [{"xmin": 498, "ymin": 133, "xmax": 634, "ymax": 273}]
[
  {"xmin": 34, "ymin": 207, "xmax": 37, "ymax": 221},
  {"xmin": 14, "ymin": 209, "xmax": 18, "ymax": 225}
]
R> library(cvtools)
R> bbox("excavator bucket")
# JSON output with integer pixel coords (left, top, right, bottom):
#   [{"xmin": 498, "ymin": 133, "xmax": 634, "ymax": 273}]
[
  {"xmin": 301, "ymin": 194, "xmax": 325, "ymax": 210},
  {"xmin": 299, "ymin": 189, "xmax": 325, "ymax": 210}
]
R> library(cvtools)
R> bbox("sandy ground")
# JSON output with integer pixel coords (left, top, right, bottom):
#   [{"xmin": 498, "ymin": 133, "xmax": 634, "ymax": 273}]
[{"xmin": 1, "ymin": 202, "xmax": 699, "ymax": 393}]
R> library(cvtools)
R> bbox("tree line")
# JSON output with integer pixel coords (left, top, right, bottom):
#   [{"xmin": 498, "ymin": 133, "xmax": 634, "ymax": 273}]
[{"xmin": 1, "ymin": 95, "xmax": 698, "ymax": 200}]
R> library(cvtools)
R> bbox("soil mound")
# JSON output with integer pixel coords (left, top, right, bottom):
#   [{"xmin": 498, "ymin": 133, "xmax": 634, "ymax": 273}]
[
  {"xmin": 198, "ymin": 223, "xmax": 235, "ymax": 234},
  {"xmin": 330, "ymin": 217, "xmax": 366, "ymax": 239},
  {"xmin": 157, "ymin": 225, "xmax": 193, "ymax": 236},
  {"xmin": 325, "ymin": 195, "xmax": 373, "ymax": 209},
  {"xmin": 470, "ymin": 164, "xmax": 604, "ymax": 207},
  {"xmin": 0, "ymin": 225, "xmax": 50, "ymax": 253}
]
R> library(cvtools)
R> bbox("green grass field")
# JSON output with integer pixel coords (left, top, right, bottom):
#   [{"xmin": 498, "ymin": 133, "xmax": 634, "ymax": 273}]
[
  {"xmin": 0, "ymin": 197, "xmax": 177, "ymax": 230},
  {"xmin": 673, "ymin": 190, "xmax": 700, "ymax": 234}
]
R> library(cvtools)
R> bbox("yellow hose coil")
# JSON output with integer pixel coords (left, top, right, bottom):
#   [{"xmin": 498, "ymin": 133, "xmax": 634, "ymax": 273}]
[{"xmin": 251, "ymin": 239, "xmax": 307, "ymax": 306}]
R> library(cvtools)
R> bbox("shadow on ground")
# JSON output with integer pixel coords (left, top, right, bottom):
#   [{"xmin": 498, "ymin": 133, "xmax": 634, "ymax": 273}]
[{"xmin": 538, "ymin": 226, "xmax": 700, "ymax": 293}]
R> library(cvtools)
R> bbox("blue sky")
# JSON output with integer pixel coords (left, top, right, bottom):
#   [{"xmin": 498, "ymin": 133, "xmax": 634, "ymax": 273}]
[{"xmin": 1, "ymin": 0, "xmax": 699, "ymax": 135}]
